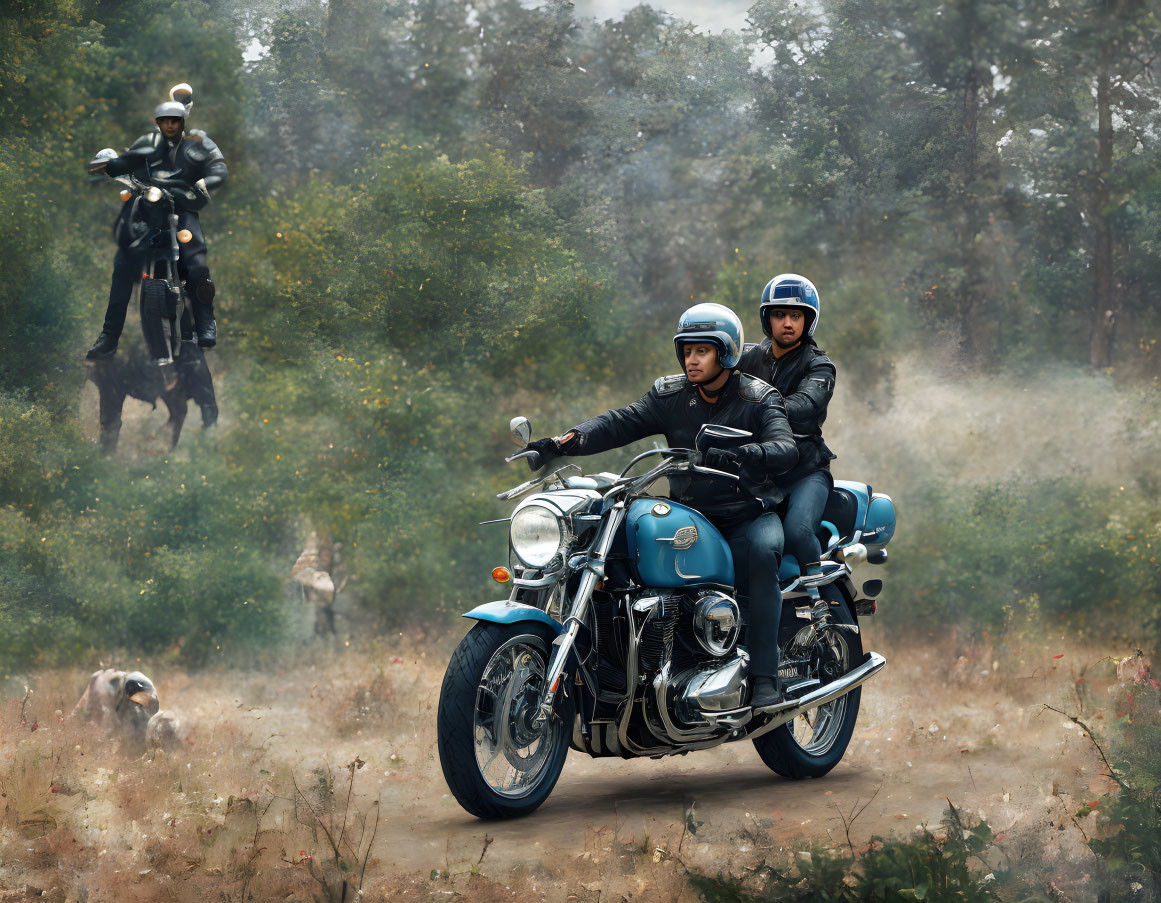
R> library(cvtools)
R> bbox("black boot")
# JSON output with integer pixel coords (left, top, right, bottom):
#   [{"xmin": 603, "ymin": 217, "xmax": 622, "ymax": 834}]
[
  {"xmin": 86, "ymin": 331, "xmax": 119, "ymax": 360},
  {"xmin": 750, "ymin": 675, "xmax": 785, "ymax": 710},
  {"xmin": 194, "ymin": 306, "xmax": 217, "ymax": 348}
]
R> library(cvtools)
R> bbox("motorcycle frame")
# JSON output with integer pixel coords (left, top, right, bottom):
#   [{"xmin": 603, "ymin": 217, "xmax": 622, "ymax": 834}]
[{"xmin": 114, "ymin": 175, "xmax": 192, "ymax": 363}]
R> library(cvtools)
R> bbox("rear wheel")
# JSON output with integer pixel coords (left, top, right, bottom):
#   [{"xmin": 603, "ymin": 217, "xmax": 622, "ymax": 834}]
[
  {"xmin": 753, "ymin": 588, "xmax": 863, "ymax": 779},
  {"xmin": 437, "ymin": 621, "xmax": 573, "ymax": 818}
]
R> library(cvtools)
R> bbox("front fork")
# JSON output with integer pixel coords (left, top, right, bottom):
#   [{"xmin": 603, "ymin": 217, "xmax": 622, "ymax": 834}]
[{"xmin": 534, "ymin": 502, "xmax": 626, "ymax": 725}]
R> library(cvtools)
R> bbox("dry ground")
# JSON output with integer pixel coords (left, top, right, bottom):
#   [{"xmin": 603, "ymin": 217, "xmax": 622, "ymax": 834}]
[{"xmin": 0, "ymin": 623, "xmax": 1133, "ymax": 902}]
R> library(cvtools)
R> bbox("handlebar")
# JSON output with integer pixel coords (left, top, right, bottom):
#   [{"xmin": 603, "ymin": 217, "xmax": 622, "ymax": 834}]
[
  {"xmin": 504, "ymin": 448, "xmax": 542, "ymax": 469},
  {"xmin": 497, "ymin": 443, "xmax": 749, "ymax": 504}
]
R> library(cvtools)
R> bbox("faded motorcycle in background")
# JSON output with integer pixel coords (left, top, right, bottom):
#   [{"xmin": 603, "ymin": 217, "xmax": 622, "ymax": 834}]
[
  {"xmin": 87, "ymin": 146, "xmax": 210, "ymax": 386},
  {"xmin": 437, "ymin": 416, "xmax": 896, "ymax": 818},
  {"xmin": 84, "ymin": 147, "xmax": 218, "ymax": 448}
]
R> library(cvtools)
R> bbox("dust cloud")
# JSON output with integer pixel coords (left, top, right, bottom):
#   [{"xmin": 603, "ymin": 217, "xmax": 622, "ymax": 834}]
[{"xmin": 829, "ymin": 355, "xmax": 1160, "ymax": 489}]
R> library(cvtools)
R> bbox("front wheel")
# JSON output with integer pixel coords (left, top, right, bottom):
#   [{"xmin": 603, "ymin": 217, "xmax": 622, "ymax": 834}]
[
  {"xmin": 437, "ymin": 621, "xmax": 573, "ymax": 818},
  {"xmin": 140, "ymin": 277, "xmax": 179, "ymax": 363},
  {"xmin": 753, "ymin": 588, "xmax": 863, "ymax": 779}
]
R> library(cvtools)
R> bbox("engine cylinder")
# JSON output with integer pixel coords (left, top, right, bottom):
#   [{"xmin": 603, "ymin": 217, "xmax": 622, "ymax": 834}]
[{"xmin": 691, "ymin": 591, "xmax": 740, "ymax": 657}]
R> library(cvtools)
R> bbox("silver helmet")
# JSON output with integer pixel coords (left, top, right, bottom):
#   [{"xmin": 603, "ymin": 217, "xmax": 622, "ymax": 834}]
[
  {"xmin": 153, "ymin": 100, "xmax": 187, "ymax": 121},
  {"xmin": 673, "ymin": 302, "xmax": 745, "ymax": 369}
]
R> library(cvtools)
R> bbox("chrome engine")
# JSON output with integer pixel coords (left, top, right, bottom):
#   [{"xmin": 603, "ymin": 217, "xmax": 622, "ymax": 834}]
[
  {"xmin": 690, "ymin": 591, "xmax": 740, "ymax": 657},
  {"xmin": 673, "ymin": 654, "xmax": 749, "ymax": 723},
  {"xmin": 632, "ymin": 589, "xmax": 750, "ymax": 735}
]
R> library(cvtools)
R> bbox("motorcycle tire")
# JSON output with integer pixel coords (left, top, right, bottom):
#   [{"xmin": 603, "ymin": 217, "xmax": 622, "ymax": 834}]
[
  {"xmin": 140, "ymin": 277, "xmax": 172, "ymax": 362},
  {"xmin": 437, "ymin": 621, "xmax": 573, "ymax": 819},
  {"xmin": 752, "ymin": 587, "xmax": 863, "ymax": 779}
]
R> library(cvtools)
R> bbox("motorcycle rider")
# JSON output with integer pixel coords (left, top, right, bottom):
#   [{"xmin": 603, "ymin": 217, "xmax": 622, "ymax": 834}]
[
  {"xmin": 737, "ymin": 274, "xmax": 836, "ymax": 596},
  {"xmin": 85, "ymin": 96, "xmax": 227, "ymax": 359},
  {"xmin": 524, "ymin": 303, "xmax": 799, "ymax": 709}
]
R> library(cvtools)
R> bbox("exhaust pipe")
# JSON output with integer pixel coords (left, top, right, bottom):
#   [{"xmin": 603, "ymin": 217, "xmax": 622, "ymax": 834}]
[{"xmin": 746, "ymin": 652, "xmax": 887, "ymax": 740}]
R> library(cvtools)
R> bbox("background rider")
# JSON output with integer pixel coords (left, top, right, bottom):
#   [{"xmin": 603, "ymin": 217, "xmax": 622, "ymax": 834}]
[{"xmin": 85, "ymin": 91, "xmax": 227, "ymax": 359}]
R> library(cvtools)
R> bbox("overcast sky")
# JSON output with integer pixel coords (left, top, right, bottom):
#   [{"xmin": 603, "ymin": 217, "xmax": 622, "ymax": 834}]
[{"xmin": 570, "ymin": 0, "xmax": 754, "ymax": 32}]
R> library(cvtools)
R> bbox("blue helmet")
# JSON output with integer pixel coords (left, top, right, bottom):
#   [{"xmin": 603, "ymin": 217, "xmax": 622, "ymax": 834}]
[
  {"xmin": 673, "ymin": 303, "xmax": 745, "ymax": 369},
  {"xmin": 760, "ymin": 274, "xmax": 821, "ymax": 338}
]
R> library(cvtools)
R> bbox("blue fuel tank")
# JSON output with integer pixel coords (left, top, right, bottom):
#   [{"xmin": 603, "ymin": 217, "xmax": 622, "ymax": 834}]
[{"xmin": 625, "ymin": 498, "xmax": 734, "ymax": 588}]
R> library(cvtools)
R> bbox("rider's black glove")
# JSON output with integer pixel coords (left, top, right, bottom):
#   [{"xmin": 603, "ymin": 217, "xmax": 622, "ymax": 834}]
[
  {"xmin": 524, "ymin": 437, "xmax": 560, "ymax": 471},
  {"xmin": 704, "ymin": 444, "xmax": 765, "ymax": 471}
]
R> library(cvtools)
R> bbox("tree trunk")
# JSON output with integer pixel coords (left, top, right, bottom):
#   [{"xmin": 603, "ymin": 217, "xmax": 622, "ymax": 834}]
[
  {"xmin": 958, "ymin": 57, "xmax": 996, "ymax": 357},
  {"xmin": 1090, "ymin": 43, "xmax": 1116, "ymax": 369}
]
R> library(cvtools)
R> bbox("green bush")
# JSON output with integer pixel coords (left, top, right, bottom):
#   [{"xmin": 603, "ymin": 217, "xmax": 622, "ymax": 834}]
[{"xmin": 883, "ymin": 479, "xmax": 1161, "ymax": 637}]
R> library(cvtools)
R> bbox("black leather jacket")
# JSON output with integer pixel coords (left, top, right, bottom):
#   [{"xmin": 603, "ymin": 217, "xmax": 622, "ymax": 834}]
[
  {"xmin": 737, "ymin": 338, "xmax": 836, "ymax": 484},
  {"xmin": 104, "ymin": 129, "xmax": 227, "ymax": 211},
  {"xmin": 566, "ymin": 371, "xmax": 798, "ymax": 525}
]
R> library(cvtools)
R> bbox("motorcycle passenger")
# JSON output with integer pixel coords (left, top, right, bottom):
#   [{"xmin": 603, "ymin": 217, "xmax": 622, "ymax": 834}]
[
  {"xmin": 85, "ymin": 99, "xmax": 228, "ymax": 359},
  {"xmin": 737, "ymin": 274, "xmax": 836, "ymax": 595},
  {"xmin": 525, "ymin": 303, "xmax": 799, "ymax": 709}
]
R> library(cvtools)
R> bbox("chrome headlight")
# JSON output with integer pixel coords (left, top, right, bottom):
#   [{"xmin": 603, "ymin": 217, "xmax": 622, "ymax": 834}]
[{"xmin": 510, "ymin": 504, "xmax": 564, "ymax": 568}]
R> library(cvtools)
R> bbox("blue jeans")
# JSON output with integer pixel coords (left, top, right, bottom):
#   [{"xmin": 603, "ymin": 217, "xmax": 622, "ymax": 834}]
[
  {"xmin": 720, "ymin": 512, "xmax": 785, "ymax": 678},
  {"xmin": 782, "ymin": 470, "xmax": 832, "ymax": 575}
]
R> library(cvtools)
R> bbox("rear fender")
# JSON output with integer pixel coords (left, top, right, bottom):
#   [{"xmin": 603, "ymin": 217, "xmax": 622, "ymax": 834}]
[{"xmin": 462, "ymin": 600, "xmax": 564, "ymax": 635}]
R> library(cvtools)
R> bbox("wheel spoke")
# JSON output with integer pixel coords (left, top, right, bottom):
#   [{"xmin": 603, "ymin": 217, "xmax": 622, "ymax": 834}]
[
  {"xmin": 472, "ymin": 635, "xmax": 562, "ymax": 799},
  {"xmin": 779, "ymin": 618, "xmax": 854, "ymax": 756}
]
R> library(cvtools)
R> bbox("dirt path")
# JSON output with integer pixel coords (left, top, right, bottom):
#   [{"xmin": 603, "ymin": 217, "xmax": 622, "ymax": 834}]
[
  {"xmin": 1, "ymin": 629, "xmax": 1117, "ymax": 901},
  {"xmin": 368, "ymin": 633, "xmax": 1108, "ymax": 882}
]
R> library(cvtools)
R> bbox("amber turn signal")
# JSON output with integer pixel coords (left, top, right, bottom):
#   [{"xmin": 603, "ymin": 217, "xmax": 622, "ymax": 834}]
[
  {"xmin": 177, "ymin": 229, "xmax": 193, "ymax": 243},
  {"xmin": 119, "ymin": 189, "xmax": 133, "ymax": 202},
  {"xmin": 491, "ymin": 567, "xmax": 512, "ymax": 583}
]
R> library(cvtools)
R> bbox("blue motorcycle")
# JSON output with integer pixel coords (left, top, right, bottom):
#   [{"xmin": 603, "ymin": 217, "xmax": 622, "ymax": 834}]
[{"xmin": 437, "ymin": 418, "xmax": 895, "ymax": 819}]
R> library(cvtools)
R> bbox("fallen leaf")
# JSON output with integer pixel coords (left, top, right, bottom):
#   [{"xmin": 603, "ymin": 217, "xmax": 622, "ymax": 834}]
[{"xmin": 1053, "ymin": 654, "xmax": 1065, "ymax": 659}]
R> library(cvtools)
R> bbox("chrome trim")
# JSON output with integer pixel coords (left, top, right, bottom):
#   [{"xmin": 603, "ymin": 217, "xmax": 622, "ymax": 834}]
[
  {"xmin": 691, "ymin": 592, "xmax": 741, "ymax": 656},
  {"xmin": 535, "ymin": 505, "xmax": 626, "ymax": 723},
  {"xmin": 655, "ymin": 525, "xmax": 698, "ymax": 549},
  {"xmin": 745, "ymin": 652, "xmax": 887, "ymax": 741},
  {"xmin": 836, "ymin": 543, "xmax": 868, "ymax": 567},
  {"xmin": 704, "ymin": 707, "xmax": 752, "ymax": 729},
  {"xmin": 678, "ymin": 654, "xmax": 748, "ymax": 714},
  {"xmin": 674, "ymin": 560, "xmax": 703, "ymax": 579},
  {"xmin": 512, "ymin": 569, "xmax": 566, "ymax": 589},
  {"xmin": 653, "ymin": 662, "xmax": 717, "ymax": 740},
  {"xmin": 617, "ymin": 596, "xmax": 677, "ymax": 756}
]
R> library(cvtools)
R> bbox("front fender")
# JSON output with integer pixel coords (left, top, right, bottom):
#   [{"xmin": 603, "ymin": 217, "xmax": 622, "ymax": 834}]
[{"xmin": 462, "ymin": 600, "xmax": 564, "ymax": 635}]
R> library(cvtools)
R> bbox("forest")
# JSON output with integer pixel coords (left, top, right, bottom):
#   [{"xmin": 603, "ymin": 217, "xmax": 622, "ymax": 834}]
[{"xmin": 2, "ymin": 1, "xmax": 1161, "ymax": 895}]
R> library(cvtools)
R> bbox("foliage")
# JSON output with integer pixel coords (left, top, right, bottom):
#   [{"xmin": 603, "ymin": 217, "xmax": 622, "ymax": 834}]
[
  {"xmin": 690, "ymin": 806, "xmax": 1028, "ymax": 902},
  {"xmin": 1085, "ymin": 655, "xmax": 1161, "ymax": 899},
  {"xmin": 884, "ymin": 478, "xmax": 1161, "ymax": 637},
  {"xmin": 1, "ymin": 0, "xmax": 1161, "ymax": 673}
]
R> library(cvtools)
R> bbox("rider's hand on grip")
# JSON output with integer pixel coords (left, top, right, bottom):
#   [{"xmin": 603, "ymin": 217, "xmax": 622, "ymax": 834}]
[
  {"xmin": 523, "ymin": 438, "xmax": 559, "ymax": 471},
  {"xmin": 703, "ymin": 446, "xmax": 739, "ymax": 469},
  {"xmin": 704, "ymin": 444, "xmax": 764, "ymax": 471}
]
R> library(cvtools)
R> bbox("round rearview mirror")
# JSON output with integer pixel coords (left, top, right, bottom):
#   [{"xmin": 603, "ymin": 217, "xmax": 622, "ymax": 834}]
[{"xmin": 509, "ymin": 416, "xmax": 532, "ymax": 447}]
